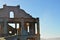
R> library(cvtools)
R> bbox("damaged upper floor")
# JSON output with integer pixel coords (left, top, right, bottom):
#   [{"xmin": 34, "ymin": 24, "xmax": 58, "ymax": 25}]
[{"xmin": 0, "ymin": 4, "xmax": 33, "ymax": 18}]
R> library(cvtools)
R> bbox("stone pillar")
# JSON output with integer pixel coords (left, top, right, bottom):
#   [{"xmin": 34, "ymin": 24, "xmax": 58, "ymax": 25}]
[
  {"xmin": 4, "ymin": 19, "xmax": 8, "ymax": 36},
  {"xmin": 37, "ymin": 22, "xmax": 40, "ymax": 34},
  {"xmin": 20, "ymin": 18, "xmax": 27, "ymax": 40},
  {"xmin": 15, "ymin": 23, "xmax": 17, "ymax": 29},
  {"xmin": 21, "ymin": 19, "xmax": 25, "ymax": 35},
  {"xmin": 15, "ymin": 23, "xmax": 17, "ymax": 35},
  {"xmin": 36, "ymin": 18, "xmax": 40, "ymax": 40},
  {"xmin": 30, "ymin": 22, "xmax": 35, "ymax": 34},
  {"xmin": 32, "ymin": 22, "xmax": 35, "ymax": 34},
  {"xmin": 21, "ymin": 19, "xmax": 24, "ymax": 40},
  {"xmin": 37, "ymin": 18, "xmax": 40, "ymax": 34}
]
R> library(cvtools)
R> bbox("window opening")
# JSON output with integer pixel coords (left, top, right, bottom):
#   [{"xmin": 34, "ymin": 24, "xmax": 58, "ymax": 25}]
[
  {"xmin": 10, "ymin": 11, "xmax": 14, "ymax": 18},
  {"xmin": 17, "ymin": 23, "xmax": 19, "ymax": 29},
  {"xmin": 8, "ymin": 23, "xmax": 15, "ymax": 28},
  {"xmin": 35, "ymin": 23, "xmax": 37, "ymax": 34},
  {"xmin": 8, "ymin": 23, "xmax": 21, "ymax": 35},
  {"xmin": 26, "ymin": 23, "xmax": 30, "ymax": 32},
  {"xmin": 17, "ymin": 23, "xmax": 20, "ymax": 34}
]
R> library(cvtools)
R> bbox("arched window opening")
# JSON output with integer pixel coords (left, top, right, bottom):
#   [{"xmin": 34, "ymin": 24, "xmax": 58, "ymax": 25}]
[{"xmin": 10, "ymin": 11, "xmax": 14, "ymax": 18}]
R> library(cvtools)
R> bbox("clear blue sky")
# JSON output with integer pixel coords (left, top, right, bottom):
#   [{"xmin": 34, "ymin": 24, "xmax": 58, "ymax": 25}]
[{"xmin": 0, "ymin": 0, "xmax": 60, "ymax": 39}]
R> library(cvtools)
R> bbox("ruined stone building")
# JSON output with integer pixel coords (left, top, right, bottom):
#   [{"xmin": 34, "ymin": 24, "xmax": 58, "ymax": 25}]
[{"xmin": 0, "ymin": 5, "xmax": 40, "ymax": 40}]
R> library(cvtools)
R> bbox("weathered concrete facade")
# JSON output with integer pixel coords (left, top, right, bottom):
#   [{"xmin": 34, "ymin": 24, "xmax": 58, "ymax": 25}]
[{"xmin": 0, "ymin": 5, "xmax": 40, "ymax": 40}]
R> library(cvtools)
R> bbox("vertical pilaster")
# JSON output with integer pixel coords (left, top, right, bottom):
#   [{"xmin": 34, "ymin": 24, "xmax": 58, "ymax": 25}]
[
  {"xmin": 20, "ymin": 18, "xmax": 26, "ymax": 40},
  {"xmin": 4, "ymin": 19, "xmax": 8, "ymax": 36},
  {"xmin": 21, "ymin": 19, "xmax": 25, "ymax": 35},
  {"xmin": 35, "ymin": 18, "xmax": 40, "ymax": 35},
  {"xmin": 15, "ymin": 23, "xmax": 17, "ymax": 29},
  {"xmin": 31, "ymin": 22, "xmax": 35, "ymax": 34},
  {"xmin": 37, "ymin": 21, "xmax": 40, "ymax": 34},
  {"xmin": 37, "ymin": 18, "xmax": 40, "ymax": 40},
  {"xmin": 15, "ymin": 23, "xmax": 17, "ymax": 35}
]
